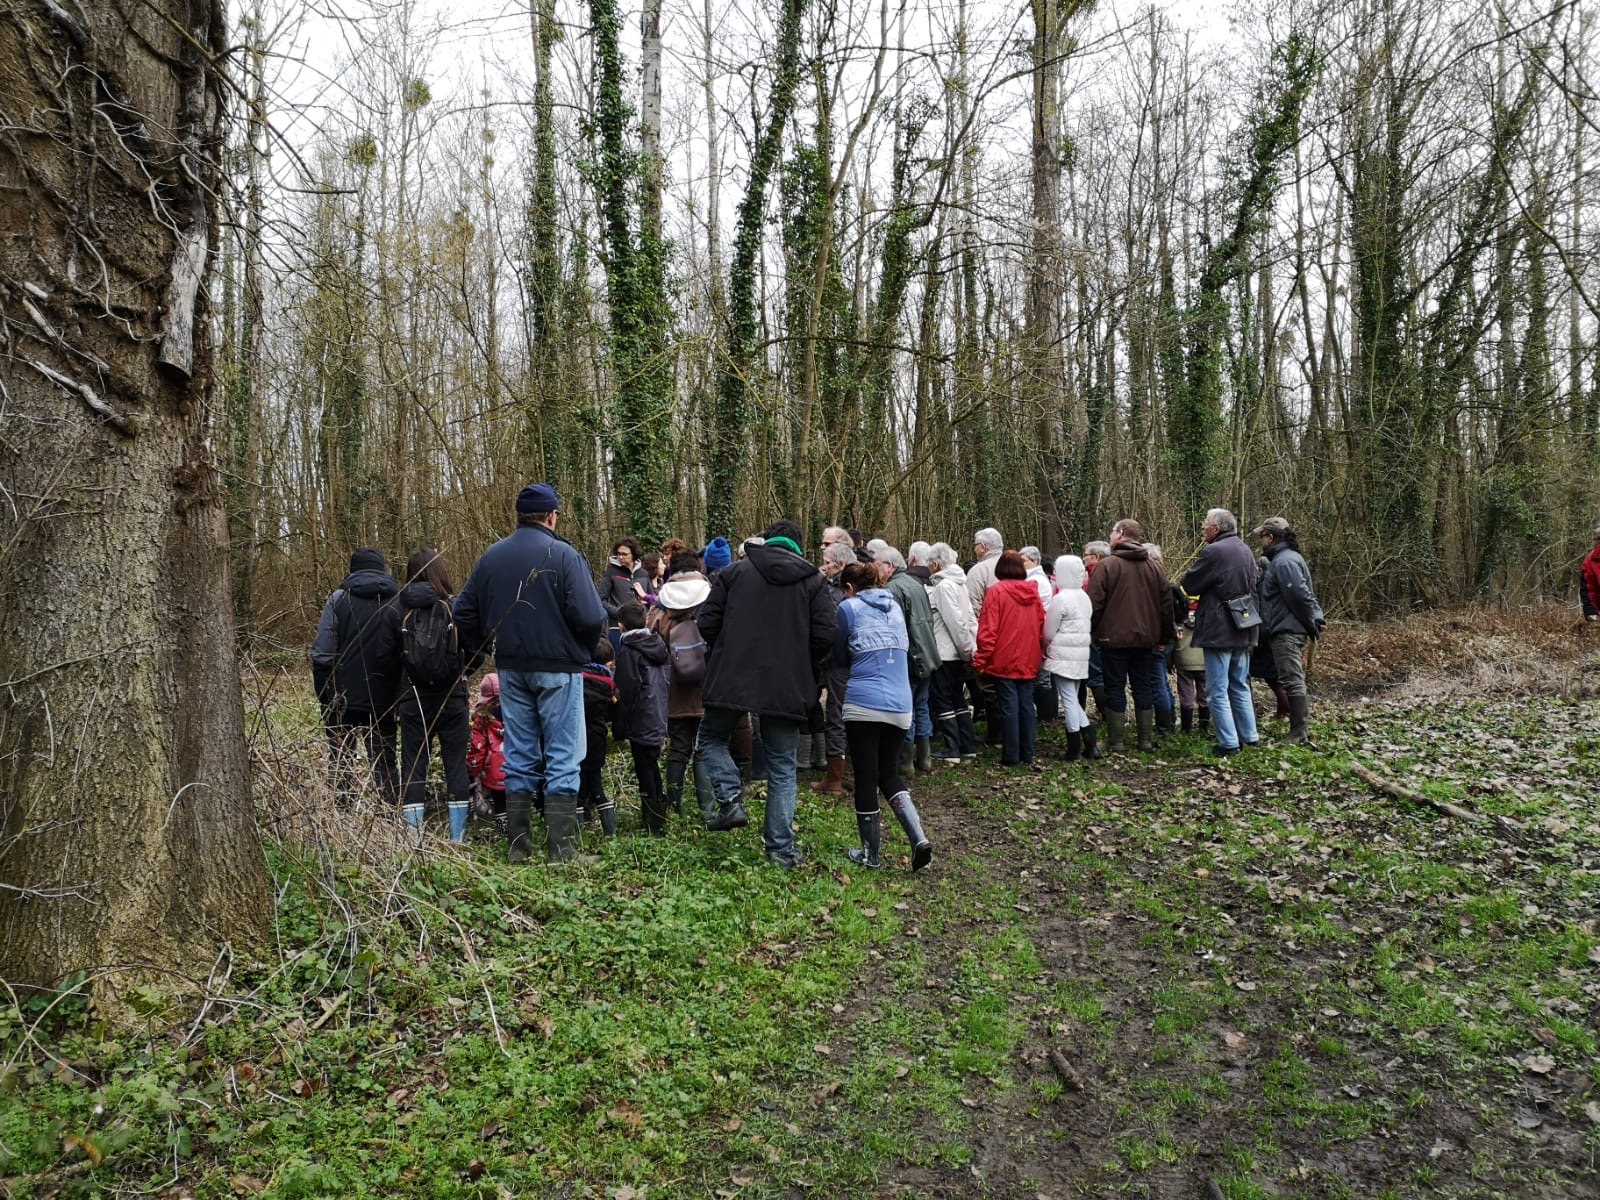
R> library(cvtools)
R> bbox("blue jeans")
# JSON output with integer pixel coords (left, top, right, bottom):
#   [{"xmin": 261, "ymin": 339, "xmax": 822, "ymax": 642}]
[
  {"xmin": 700, "ymin": 706, "xmax": 802, "ymax": 864},
  {"xmin": 906, "ymin": 676, "xmax": 933, "ymax": 741},
  {"xmin": 499, "ymin": 670, "xmax": 585, "ymax": 795},
  {"xmin": 1203, "ymin": 648, "xmax": 1259, "ymax": 750},
  {"xmin": 1152, "ymin": 644, "xmax": 1176, "ymax": 718},
  {"xmin": 1100, "ymin": 648, "xmax": 1160, "ymax": 713},
  {"xmin": 992, "ymin": 678, "xmax": 1037, "ymax": 764}
]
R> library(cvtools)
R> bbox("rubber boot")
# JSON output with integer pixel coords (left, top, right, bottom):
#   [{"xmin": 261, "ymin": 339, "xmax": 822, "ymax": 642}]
[
  {"xmin": 1105, "ymin": 710, "xmax": 1127, "ymax": 753},
  {"xmin": 447, "ymin": 800, "xmax": 469, "ymax": 843},
  {"xmin": 1081, "ymin": 722, "xmax": 1100, "ymax": 760},
  {"xmin": 1271, "ymin": 683, "xmax": 1290, "ymax": 720},
  {"xmin": 898, "ymin": 739, "xmax": 916, "ymax": 778},
  {"xmin": 641, "ymin": 778, "xmax": 669, "ymax": 836},
  {"xmin": 845, "ymin": 811, "xmax": 882, "ymax": 868},
  {"xmin": 915, "ymin": 736, "xmax": 934, "ymax": 774},
  {"xmin": 1062, "ymin": 729, "xmax": 1083, "ymax": 762},
  {"xmin": 959, "ymin": 707, "xmax": 979, "ymax": 760},
  {"xmin": 1154, "ymin": 705, "xmax": 1175, "ymax": 737},
  {"xmin": 402, "ymin": 803, "xmax": 426, "ymax": 839},
  {"xmin": 544, "ymin": 792, "xmax": 581, "ymax": 863},
  {"xmin": 1136, "ymin": 708, "xmax": 1156, "ymax": 752},
  {"xmin": 812, "ymin": 758, "xmax": 845, "ymax": 795},
  {"xmin": 693, "ymin": 757, "xmax": 716, "ymax": 825},
  {"xmin": 595, "ymin": 795, "xmax": 618, "ymax": 838},
  {"xmin": 1181, "ymin": 706, "xmax": 1195, "ymax": 734},
  {"xmin": 936, "ymin": 718, "xmax": 963, "ymax": 763},
  {"xmin": 888, "ymin": 791, "xmax": 932, "ymax": 872},
  {"xmin": 1198, "ymin": 705, "xmax": 1211, "ymax": 732},
  {"xmin": 505, "ymin": 791, "xmax": 534, "ymax": 863},
  {"xmin": 1286, "ymin": 694, "xmax": 1310, "ymax": 744},
  {"xmin": 666, "ymin": 759, "xmax": 687, "ymax": 815},
  {"xmin": 812, "ymin": 732, "xmax": 830, "ymax": 770},
  {"xmin": 1091, "ymin": 686, "xmax": 1111, "ymax": 721}
]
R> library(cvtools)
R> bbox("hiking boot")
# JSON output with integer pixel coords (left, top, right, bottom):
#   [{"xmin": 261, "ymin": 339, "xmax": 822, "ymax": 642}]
[
  {"xmin": 1136, "ymin": 708, "xmax": 1156, "ymax": 752},
  {"xmin": 505, "ymin": 791, "xmax": 534, "ymax": 863},
  {"xmin": 1211, "ymin": 743, "xmax": 1241, "ymax": 758},
  {"xmin": 1286, "ymin": 694, "xmax": 1310, "ymax": 744},
  {"xmin": 812, "ymin": 757, "xmax": 846, "ymax": 795},
  {"xmin": 1105, "ymin": 711, "xmax": 1127, "ymax": 753},
  {"xmin": 888, "ymin": 791, "xmax": 932, "ymax": 872},
  {"xmin": 707, "ymin": 800, "xmax": 748, "ymax": 832}
]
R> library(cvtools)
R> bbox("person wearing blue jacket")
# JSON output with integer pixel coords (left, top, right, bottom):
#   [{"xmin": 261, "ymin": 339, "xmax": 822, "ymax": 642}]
[
  {"xmin": 454, "ymin": 483, "xmax": 608, "ymax": 863},
  {"xmin": 834, "ymin": 563, "xmax": 933, "ymax": 872}
]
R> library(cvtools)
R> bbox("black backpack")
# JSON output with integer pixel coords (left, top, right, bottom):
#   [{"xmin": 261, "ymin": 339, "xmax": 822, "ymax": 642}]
[
  {"xmin": 401, "ymin": 600, "xmax": 463, "ymax": 690},
  {"xmin": 667, "ymin": 615, "xmax": 707, "ymax": 687}
]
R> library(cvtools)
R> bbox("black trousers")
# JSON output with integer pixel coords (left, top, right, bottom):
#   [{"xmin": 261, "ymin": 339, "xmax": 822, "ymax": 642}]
[
  {"xmin": 397, "ymin": 688, "xmax": 470, "ymax": 809},
  {"xmin": 325, "ymin": 707, "xmax": 399, "ymax": 804},
  {"xmin": 845, "ymin": 720, "xmax": 908, "ymax": 816},
  {"xmin": 629, "ymin": 740, "xmax": 663, "ymax": 804}
]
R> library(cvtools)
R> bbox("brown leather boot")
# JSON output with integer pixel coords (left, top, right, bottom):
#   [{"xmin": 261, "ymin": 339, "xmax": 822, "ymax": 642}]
[{"xmin": 812, "ymin": 757, "xmax": 846, "ymax": 795}]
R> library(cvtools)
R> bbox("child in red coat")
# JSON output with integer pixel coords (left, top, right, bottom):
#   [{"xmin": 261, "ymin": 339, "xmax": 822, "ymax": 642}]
[{"xmin": 467, "ymin": 673, "xmax": 507, "ymax": 828}]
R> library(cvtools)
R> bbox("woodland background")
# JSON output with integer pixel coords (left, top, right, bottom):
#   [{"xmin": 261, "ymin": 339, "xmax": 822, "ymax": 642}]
[{"xmin": 217, "ymin": 0, "xmax": 1597, "ymax": 630}]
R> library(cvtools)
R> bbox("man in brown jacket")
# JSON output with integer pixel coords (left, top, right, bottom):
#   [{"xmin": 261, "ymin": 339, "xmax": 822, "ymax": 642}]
[{"xmin": 1085, "ymin": 518, "xmax": 1176, "ymax": 752}]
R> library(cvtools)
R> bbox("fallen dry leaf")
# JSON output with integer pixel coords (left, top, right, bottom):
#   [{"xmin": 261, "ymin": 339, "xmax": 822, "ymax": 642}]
[
  {"xmin": 1221, "ymin": 1031, "xmax": 1247, "ymax": 1050},
  {"xmin": 230, "ymin": 1176, "xmax": 267, "ymax": 1196},
  {"xmin": 1522, "ymin": 1054, "xmax": 1556, "ymax": 1074}
]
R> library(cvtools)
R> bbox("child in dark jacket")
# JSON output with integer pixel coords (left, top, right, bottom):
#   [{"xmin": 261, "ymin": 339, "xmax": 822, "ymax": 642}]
[
  {"xmin": 581, "ymin": 639, "xmax": 617, "ymax": 836},
  {"xmin": 614, "ymin": 601, "xmax": 672, "ymax": 835}
]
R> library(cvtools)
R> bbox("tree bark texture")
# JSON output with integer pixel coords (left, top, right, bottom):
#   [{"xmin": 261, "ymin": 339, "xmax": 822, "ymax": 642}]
[{"xmin": 0, "ymin": 0, "xmax": 270, "ymax": 1002}]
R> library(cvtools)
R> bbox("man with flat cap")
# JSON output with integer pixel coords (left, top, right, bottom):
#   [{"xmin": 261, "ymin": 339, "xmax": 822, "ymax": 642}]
[
  {"xmin": 1253, "ymin": 516, "xmax": 1324, "ymax": 745},
  {"xmin": 455, "ymin": 483, "xmax": 608, "ymax": 863}
]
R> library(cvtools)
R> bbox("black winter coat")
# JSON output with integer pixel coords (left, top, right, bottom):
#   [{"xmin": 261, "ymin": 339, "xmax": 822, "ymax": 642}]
[
  {"xmin": 1258, "ymin": 543, "xmax": 1324, "ymax": 638},
  {"xmin": 316, "ymin": 569, "xmax": 403, "ymax": 715},
  {"xmin": 1180, "ymin": 531, "xmax": 1260, "ymax": 651},
  {"xmin": 614, "ymin": 628, "xmax": 670, "ymax": 744},
  {"xmin": 455, "ymin": 524, "xmax": 608, "ymax": 674},
  {"xmin": 698, "ymin": 543, "xmax": 838, "ymax": 722},
  {"xmin": 385, "ymin": 581, "xmax": 470, "ymax": 699}
]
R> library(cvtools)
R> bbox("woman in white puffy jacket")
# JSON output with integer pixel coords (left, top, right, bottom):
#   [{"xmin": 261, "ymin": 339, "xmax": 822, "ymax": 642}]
[
  {"xmin": 926, "ymin": 542, "xmax": 979, "ymax": 762},
  {"xmin": 1042, "ymin": 555, "xmax": 1098, "ymax": 760}
]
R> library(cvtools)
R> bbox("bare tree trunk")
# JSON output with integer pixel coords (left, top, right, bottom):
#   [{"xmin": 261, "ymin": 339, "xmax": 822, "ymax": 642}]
[{"xmin": 0, "ymin": 0, "xmax": 269, "ymax": 1007}]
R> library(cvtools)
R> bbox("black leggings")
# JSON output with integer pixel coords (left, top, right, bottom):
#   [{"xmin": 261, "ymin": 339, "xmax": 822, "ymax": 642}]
[{"xmin": 845, "ymin": 720, "xmax": 907, "ymax": 817}]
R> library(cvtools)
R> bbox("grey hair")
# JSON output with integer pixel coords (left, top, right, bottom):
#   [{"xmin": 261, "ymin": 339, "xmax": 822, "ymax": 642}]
[
  {"xmin": 974, "ymin": 527, "xmax": 1003, "ymax": 553},
  {"xmin": 822, "ymin": 541, "xmax": 855, "ymax": 568},
  {"xmin": 1205, "ymin": 508, "xmax": 1238, "ymax": 534},
  {"xmin": 1083, "ymin": 540, "xmax": 1111, "ymax": 558},
  {"xmin": 879, "ymin": 545, "xmax": 907, "ymax": 571},
  {"xmin": 822, "ymin": 525, "xmax": 849, "ymax": 545},
  {"xmin": 908, "ymin": 540, "xmax": 932, "ymax": 566},
  {"xmin": 1019, "ymin": 545, "xmax": 1042, "ymax": 564},
  {"xmin": 928, "ymin": 541, "xmax": 959, "ymax": 570},
  {"xmin": 865, "ymin": 537, "xmax": 891, "ymax": 560},
  {"xmin": 1144, "ymin": 543, "xmax": 1164, "ymax": 565}
]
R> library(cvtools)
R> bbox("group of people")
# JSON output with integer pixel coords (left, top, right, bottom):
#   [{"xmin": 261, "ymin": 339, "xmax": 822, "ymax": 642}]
[{"xmin": 311, "ymin": 482, "xmax": 1325, "ymax": 870}]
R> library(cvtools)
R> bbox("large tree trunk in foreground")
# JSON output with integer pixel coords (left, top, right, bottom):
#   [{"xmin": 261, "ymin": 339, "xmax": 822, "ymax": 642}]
[{"xmin": 0, "ymin": 0, "xmax": 269, "ymax": 1007}]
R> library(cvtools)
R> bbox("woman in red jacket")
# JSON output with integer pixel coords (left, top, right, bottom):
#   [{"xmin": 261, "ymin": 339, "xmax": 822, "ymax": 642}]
[
  {"xmin": 974, "ymin": 551, "xmax": 1046, "ymax": 767},
  {"xmin": 1583, "ymin": 524, "xmax": 1600, "ymax": 621}
]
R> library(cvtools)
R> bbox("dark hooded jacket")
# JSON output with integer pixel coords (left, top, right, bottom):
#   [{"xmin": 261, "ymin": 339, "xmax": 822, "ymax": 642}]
[
  {"xmin": 384, "ymin": 580, "xmax": 469, "ymax": 698},
  {"xmin": 885, "ymin": 567, "xmax": 940, "ymax": 682},
  {"xmin": 1180, "ymin": 529, "xmax": 1260, "ymax": 650},
  {"xmin": 454, "ymin": 523, "xmax": 608, "ymax": 674},
  {"xmin": 697, "ymin": 542, "xmax": 838, "ymax": 721},
  {"xmin": 311, "ymin": 550, "xmax": 402, "ymax": 715},
  {"xmin": 1085, "ymin": 540, "xmax": 1176, "ymax": 650},
  {"xmin": 614, "ymin": 627, "xmax": 670, "ymax": 744}
]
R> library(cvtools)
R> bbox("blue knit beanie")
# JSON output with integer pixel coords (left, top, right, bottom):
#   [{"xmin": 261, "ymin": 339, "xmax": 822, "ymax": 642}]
[{"xmin": 703, "ymin": 536, "xmax": 732, "ymax": 571}]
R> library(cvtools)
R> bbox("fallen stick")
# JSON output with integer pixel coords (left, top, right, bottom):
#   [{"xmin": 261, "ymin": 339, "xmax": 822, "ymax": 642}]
[
  {"xmin": 1350, "ymin": 762, "xmax": 1520, "ymax": 839},
  {"xmin": 1047, "ymin": 1047, "xmax": 1087, "ymax": 1092}
]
